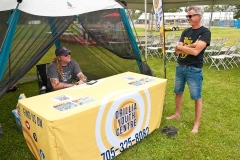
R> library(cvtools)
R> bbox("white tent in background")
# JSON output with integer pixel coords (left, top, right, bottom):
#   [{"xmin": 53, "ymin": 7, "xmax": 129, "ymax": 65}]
[{"xmin": 201, "ymin": 12, "xmax": 234, "ymax": 26}]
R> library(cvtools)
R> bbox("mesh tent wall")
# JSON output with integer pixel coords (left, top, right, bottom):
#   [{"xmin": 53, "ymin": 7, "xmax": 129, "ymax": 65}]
[
  {"xmin": 0, "ymin": 0, "xmax": 152, "ymax": 98},
  {"xmin": 0, "ymin": 9, "xmax": 75, "ymax": 98}
]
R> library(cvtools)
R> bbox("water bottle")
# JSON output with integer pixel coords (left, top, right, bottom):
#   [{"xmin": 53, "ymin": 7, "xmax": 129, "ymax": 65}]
[
  {"xmin": 0, "ymin": 123, "xmax": 3, "ymax": 138},
  {"xmin": 40, "ymin": 86, "xmax": 47, "ymax": 94}
]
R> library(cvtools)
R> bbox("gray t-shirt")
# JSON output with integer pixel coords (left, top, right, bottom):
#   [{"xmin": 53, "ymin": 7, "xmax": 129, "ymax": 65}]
[{"xmin": 47, "ymin": 59, "xmax": 81, "ymax": 84}]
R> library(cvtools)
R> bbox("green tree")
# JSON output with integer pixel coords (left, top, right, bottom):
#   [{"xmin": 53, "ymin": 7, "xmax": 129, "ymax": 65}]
[
  {"xmin": 233, "ymin": 5, "xmax": 240, "ymax": 19},
  {"xmin": 127, "ymin": 9, "xmax": 143, "ymax": 20},
  {"xmin": 167, "ymin": 8, "xmax": 183, "ymax": 12},
  {"xmin": 204, "ymin": 5, "xmax": 234, "ymax": 12}
]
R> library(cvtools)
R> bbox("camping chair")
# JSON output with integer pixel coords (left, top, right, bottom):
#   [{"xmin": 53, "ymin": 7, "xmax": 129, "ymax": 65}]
[{"xmin": 36, "ymin": 63, "xmax": 51, "ymax": 94}]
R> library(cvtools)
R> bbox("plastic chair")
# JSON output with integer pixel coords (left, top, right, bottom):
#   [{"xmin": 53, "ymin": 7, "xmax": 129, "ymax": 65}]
[{"xmin": 36, "ymin": 63, "xmax": 51, "ymax": 94}]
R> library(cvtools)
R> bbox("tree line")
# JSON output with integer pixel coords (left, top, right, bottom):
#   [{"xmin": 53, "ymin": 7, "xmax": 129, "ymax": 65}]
[
  {"xmin": 128, "ymin": 5, "xmax": 240, "ymax": 20},
  {"xmin": 167, "ymin": 5, "xmax": 240, "ymax": 19}
]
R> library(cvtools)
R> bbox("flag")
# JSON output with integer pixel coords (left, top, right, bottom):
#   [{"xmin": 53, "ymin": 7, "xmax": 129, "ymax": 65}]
[
  {"xmin": 153, "ymin": 0, "xmax": 166, "ymax": 78},
  {"xmin": 153, "ymin": 0, "xmax": 163, "ymax": 30}
]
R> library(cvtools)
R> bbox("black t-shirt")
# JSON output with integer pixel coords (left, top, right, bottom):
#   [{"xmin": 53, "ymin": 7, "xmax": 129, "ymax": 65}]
[{"xmin": 177, "ymin": 26, "xmax": 211, "ymax": 68}]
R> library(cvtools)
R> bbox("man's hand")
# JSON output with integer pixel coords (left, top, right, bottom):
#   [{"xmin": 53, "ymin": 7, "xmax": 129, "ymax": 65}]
[
  {"xmin": 75, "ymin": 77, "xmax": 87, "ymax": 85},
  {"xmin": 76, "ymin": 72, "xmax": 87, "ymax": 85},
  {"xmin": 76, "ymin": 80, "xmax": 84, "ymax": 85},
  {"xmin": 175, "ymin": 44, "xmax": 183, "ymax": 54}
]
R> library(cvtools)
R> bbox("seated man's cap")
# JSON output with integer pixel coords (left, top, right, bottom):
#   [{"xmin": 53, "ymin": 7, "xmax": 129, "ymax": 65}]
[{"xmin": 55, "ymin": 46, "xmax": 71, "ymax": 56}]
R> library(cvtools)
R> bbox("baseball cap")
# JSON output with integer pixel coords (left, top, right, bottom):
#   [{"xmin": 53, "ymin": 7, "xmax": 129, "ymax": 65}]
[{"xmin": 55, "ymin": 46, "xmax": 71, "ymax": 56}]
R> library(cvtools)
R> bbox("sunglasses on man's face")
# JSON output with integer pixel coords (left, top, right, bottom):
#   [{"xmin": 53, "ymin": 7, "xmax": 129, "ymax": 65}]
[
  {"xmin": 186, "ymin": 14, "xmax": 199, "ymax": 19},
  {"xmin": 63, "ymin": 53, "xmax": 71, "ymax": 57}
]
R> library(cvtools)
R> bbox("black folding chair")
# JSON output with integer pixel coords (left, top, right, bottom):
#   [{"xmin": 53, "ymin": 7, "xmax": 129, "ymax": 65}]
[{"xmin": 36, "ymin": 63, "xmax": 51, "ymax": 94}]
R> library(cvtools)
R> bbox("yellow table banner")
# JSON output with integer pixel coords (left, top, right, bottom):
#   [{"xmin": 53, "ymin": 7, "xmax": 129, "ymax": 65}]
[{"xmin": 18, "ymin": 72, "xmax": 167, "ymax": 160}]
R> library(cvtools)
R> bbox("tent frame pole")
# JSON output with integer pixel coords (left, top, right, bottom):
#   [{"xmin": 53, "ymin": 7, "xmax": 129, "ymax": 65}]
[
  {"xmin": 0, "ymin": 2, "xmax": 21, "ymax": 53},
  {"xmin": 144, "ymin": 0, "xmax": 148, "ymax": 60},
  {"xmin": 0, "ymin": 2, "xmax": 21, "ymax": 81}
]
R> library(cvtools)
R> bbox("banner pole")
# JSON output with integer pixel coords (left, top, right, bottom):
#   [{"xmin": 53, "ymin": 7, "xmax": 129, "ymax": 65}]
[
  {"xmin": 162, "ymin": 11, "xmax": 166, "ymax": 79},
  {"xmin": 152, "ymin": 0, "xmax": 166, "ymax": 79},
  {"xmin": 144, "ymin": 0, "xmax": 148, "ymax": 60}
]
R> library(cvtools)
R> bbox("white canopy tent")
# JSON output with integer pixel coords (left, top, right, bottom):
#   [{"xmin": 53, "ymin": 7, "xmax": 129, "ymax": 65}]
[{"xmin": 0, "ymin": 0, "xmax": 122, "ymax": 16}]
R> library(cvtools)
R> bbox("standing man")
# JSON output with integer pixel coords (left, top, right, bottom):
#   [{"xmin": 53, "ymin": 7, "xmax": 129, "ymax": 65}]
[{"xmin": 166, "ymin": 6, "xmax": 211, "ymax": 133}]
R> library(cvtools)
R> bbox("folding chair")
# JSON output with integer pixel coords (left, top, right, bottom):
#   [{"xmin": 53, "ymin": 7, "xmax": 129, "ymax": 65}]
[
  {"xmin": 147, "ymin": 35, "xmax": 162, "ymax": 58},
  {"xmin": 223, "ymin": 46, "xmax": 238, "ymax": 68},
  {"xmin": 138, "ymin": 35, "xmax": 154, "ymax": 54},
  {"xmin": 229, "ymin": 51, "xmax": 240, "ymax": 67},
  {"xmin": 209, "ymin": 47, "xmax": 229, "ymax": 70},
  {"xmin": 165, "ymin": 42, "xmax": 177, "ymax": 62},
  {"xmin": 229, "ymin": 40, "xmax": 240, "ymax": 67},
  {"xmin": 204, "ymin": 40, "xmax": 218, "ymax": 63},
  {"xmin": 36, "ymin": 63, "xmax": 51, "ymax": 94},
  {"xmin": 165, "ymin": 33, "xmax": 175, "ymax": 44},
  {"xmin": 209, "ymin": 39, "xmax": 224, "ymax": 56}
]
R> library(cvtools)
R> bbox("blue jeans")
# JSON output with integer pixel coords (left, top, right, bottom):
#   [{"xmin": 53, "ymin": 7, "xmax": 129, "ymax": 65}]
[{"xmin": 174, "ymin": 64, "xmax": 203, "ymax": 100}]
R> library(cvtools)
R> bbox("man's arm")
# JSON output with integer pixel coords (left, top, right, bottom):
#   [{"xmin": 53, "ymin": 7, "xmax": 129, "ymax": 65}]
[
  {"xmin": 176, "ymin": 40, "xmax": 207, "ymax": 56},
  {"xmin": 50, "ymin": 78, "xmax": 75, "ymax": 90},
  {"xmin": 187, "ymin": 42, "xmax": 197, "ymax": 48},
  {"xmin": 75, "ymin": 72, "xmax": 87, "ymax": 85}
]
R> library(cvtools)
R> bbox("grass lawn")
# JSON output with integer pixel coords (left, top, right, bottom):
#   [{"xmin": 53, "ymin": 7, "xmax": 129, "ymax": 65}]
[{"xmin": 1, "ymin": 27, "xmax": 240, "ymax": 159}]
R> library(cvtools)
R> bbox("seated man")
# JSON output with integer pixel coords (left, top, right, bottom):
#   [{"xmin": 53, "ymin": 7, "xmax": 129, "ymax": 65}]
[{"xmin": 47, "ymin": 46, "xmax": 87, "ymax": 91}]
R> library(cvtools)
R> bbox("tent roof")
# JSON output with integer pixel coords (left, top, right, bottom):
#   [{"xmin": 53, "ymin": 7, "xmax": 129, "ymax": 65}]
[
  {"xmin": 0, "ymin": 0, "xmax": 122, "ymax": 16},
  {"xmin": 123, "ymin": 0, "xmax": 240, "ymax": 12}
]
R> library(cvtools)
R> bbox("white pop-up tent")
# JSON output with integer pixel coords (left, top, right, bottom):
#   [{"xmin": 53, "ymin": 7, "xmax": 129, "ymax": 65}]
[
  {"xmin": 0, "ymin": 0, "xmax": 122, "ymax": 16},
  {"xmin": 0, "ymin": 0, "xmax": 155, "ymax": 98},
  {"xmin": 0, "ymin": 1, "xmax": 157, "ymax": 160}
]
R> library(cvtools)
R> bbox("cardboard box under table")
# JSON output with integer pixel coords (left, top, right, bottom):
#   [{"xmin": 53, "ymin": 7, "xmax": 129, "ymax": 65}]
[{"xmin": 18, "ymin": 72, "xmax": 167, "ymax": 160}]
